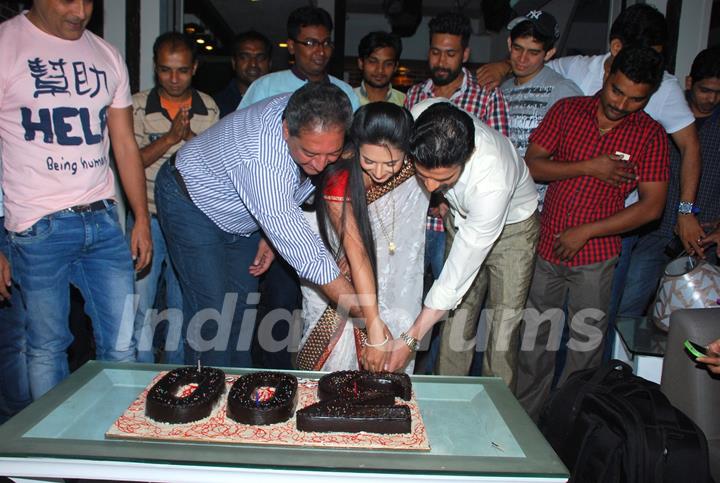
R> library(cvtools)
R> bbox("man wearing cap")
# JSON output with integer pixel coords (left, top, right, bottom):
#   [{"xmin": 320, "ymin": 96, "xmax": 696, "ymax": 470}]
[
  {"xmin": 501, "ymin": 11, "xmax": 582, "ymax": 211},
  {"xmin": 477, "ymin": 4, "xmax": 704, "ymax": 260}
]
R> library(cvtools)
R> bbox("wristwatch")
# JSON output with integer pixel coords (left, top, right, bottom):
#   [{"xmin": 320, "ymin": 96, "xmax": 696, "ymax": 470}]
[
  {"xmin": 399, "ymin": 332, "xmax": 420, "ymax": 352},
  {"xmin": 678, "ymin": 201, "xmax": 700, "ymax": 215}
]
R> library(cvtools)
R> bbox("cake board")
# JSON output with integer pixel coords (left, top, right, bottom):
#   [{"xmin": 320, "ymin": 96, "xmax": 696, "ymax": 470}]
[{"xmin": 106, "ymin": 371, "xmax": 430, "ymax": 451}]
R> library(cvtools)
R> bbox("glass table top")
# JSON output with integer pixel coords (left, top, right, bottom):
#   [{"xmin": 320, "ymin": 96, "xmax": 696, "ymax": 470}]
[
  {"xmin": 615, "ymin": 315, "xmax": 667, "ymax": 357},
  {"xmin": 0, "ymin": 362, "xmax": 568, "ymax": 479}
]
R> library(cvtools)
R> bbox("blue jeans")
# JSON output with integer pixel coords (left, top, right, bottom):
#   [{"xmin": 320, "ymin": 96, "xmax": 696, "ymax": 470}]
[
  {"xmin": 255, "ymin": 257, "xmax": 300, "ymax": 370},
  {"xmin": 418, "ymin": 228, "xmax": 445, "ymax": 374},
  {"xmin": 9, "ymin": 202, "xmax": 136, "ymax": 399},
  {"xmin": 608, "ymin": 235, "xmax": 639, "ymax": 320},
  {"xmin": 603, "ymin": 234, "xmax": 638, "ymax": 361},
  {"xmin": 127, "ymin": 214, "xmax": 184, "ymax": 364},
  {"xmin": 424, "ymin": 229, "xmax": 445, "ymax": 280},
  {"xmin": 618, "ymin": 232, "xmax": 673, "ymax": 316},
  {"xmin": 0, "ymin": 219, "xmax": 31, "ymax": 422},
  {"xmin": 155, "ymin": 162, "xmax": 257, "ymax": 368}
]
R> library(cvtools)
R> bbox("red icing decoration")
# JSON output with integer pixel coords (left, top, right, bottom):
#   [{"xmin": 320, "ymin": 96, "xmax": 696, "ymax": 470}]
[
  {"xmin": 253, "ymin": 386, "xmax": 276, "ymax": 403},
  {"xmin": 177, "ymin": 383, "xmax": 199, "ymax": 398}
]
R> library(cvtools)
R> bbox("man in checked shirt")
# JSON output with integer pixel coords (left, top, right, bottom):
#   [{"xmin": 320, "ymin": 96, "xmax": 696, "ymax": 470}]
[
  {"xmin": 515, "ymin": 47, "xmax": 670, "ymax": 421},
  {"xmin": 404, "ymin": 11, "xmax": 508, "ymax": 132}
]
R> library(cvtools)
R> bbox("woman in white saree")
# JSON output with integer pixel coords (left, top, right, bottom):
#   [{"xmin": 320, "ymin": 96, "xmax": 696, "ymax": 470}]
[{"xmin": 296, "ymin": 103, "xmax": 429, "ymax": 374}]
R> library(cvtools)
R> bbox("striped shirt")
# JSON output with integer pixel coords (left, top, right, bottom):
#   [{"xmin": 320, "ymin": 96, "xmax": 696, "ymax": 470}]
[
  {"xmin": 404, "ymin": 67, "xmax": 509, "ymax": 136},
  {"xmin": 175, "ymin": 93, "xmax": 340, "ymax": 285}
]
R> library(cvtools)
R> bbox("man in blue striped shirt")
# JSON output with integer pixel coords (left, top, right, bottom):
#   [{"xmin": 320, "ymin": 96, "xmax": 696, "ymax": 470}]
[{"xmin": 154, "ymin": 83, "xmax": 355, "ymax": 367}]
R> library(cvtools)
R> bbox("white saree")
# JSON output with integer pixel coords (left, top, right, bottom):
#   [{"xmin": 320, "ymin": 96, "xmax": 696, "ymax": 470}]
[{"xmin": 297, "ymin": 165, "xmax": 429, "ymax": 374}]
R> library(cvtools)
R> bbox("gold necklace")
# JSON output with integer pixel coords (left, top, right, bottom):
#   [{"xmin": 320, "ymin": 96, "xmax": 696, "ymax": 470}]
[
  {"xmin": 598, "ymin": 125, "xmax": 614, "ymax": 135},
  {"xmin": 373, "ymin": 173, "xmax": 397, "ymax": 255}
]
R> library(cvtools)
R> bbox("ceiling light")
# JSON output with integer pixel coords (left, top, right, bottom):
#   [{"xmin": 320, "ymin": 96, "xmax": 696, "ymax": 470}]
[{"xmin": 184, "ymin": 22, "xmax": 203, "ymax": 35}]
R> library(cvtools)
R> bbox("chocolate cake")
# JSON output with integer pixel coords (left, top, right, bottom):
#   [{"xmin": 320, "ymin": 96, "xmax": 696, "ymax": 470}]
[
  {"xmin": 296, "ymin": 396, "xmax": 411, "ymax": 434},
  {"xmin": 317, "ymin": 371, "xmax": 412, "ymax": 401},
  {"xmin": 297, "ymin": 371, "xmax": 413, "ymax": 434},
  {"xmin": 145, "ymin": 366, "xmax": 225, "ymax": 424},
  {"xmin": 227, "ymin": 372, "xmax": 298, "ymax": 425}
]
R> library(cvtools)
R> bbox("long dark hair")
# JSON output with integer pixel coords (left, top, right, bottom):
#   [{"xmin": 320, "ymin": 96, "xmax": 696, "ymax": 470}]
[{"xmin": 316, "ymin": 102, "xmax": 414, "ymax": 281}]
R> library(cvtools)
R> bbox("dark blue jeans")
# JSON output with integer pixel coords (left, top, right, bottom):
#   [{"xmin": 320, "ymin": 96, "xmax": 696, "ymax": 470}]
[
  {"xmin": 9, "ymin": 202, "xmax": 136, "ymax": 399},
  {"xmin": 0, "ymin": 219, "xmax": 31, "ymax": 421},
  {"xmin": 618, "ymin": 232, "xmax": 674, "ymax": 316},
  {"xmin": 603, "ymin": 234, "xmax": 638, "ymax": 361},
  {"xmin": 126, "ymin": 214, "xmax": 184, "ymax": 364},
  {"xmin": 155, "ymin": 162, "xmax": 258, "ymax": 368},
  {"xmin": 255, "ymin": 257, "xmax": 300, "ymax": 370},
  {"xmin": 424, "ymin": 229, "xmax": 446, "ymax": 280},
  {"xmin": 608, "ymin": 235, "xmax": 640, "ymax": 319},
  {"xmin": 418, "ymin": 228, "xmax": 445, "ymax": 374}
]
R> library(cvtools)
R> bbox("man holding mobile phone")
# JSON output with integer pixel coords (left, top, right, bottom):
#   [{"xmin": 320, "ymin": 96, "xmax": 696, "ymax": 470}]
[
  {"xmin": 515, "ymin": 47, "xmax": 670, "ymax": 420},
  {"xmin": 697, "ymin": 338, "xmax": 720, "ymax": 374}
]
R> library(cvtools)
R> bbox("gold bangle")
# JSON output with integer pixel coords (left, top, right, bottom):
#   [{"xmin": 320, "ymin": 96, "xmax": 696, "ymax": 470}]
[{"xmin": 365, "ymin": 335, "xmax": 389, "ymax": 348}]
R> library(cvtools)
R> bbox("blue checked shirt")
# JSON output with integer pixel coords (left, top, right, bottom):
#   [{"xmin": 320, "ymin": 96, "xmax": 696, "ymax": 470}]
[
  {"xmin": 175, "ymin": 93, "xmax": 340, "ymax": 285},
  {"xmin": 657, "ymin": 103, "xmax": 720, "ymax": 238}
]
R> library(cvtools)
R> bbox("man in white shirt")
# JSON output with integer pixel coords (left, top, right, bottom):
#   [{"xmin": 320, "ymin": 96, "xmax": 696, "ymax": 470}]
[{"xmin": 385, "ymin": 99, "xmax": 538, "ymax": 391}]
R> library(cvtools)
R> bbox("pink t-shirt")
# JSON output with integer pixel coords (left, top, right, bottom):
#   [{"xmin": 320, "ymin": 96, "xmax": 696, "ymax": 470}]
[{"xmin": 0, "ymin": 13, "xmax": 132, "ymax": 232}]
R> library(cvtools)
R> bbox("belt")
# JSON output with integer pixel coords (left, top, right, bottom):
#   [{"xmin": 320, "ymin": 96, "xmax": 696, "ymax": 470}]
[
  {"xmin": 168, "ymin": 156, "xmax": 191, "ymax": 199},
  {"xmin": 63, "ymin": 199, "xmax": 114, "ymax": 213}
]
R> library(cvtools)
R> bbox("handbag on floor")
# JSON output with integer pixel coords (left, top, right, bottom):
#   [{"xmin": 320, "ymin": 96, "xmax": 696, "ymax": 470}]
[
  {"xmin": 539, "ymin": 360, "xmax": 713, "ymax": 483},
  {"xmin": 651, "ymin": 255, "xmax": 720, "ymax": 331}
]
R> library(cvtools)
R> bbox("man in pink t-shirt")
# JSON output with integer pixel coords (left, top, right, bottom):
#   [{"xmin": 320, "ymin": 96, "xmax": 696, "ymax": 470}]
[{"xmin": 0, "ymin": 0, "xmax": 152, "ymax": 399}]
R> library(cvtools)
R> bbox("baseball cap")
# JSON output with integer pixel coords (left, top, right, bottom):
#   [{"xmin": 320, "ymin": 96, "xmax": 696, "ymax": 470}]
[{"xmin": 507, "ymin": 10, "xmax": 560, "ymax": 40}]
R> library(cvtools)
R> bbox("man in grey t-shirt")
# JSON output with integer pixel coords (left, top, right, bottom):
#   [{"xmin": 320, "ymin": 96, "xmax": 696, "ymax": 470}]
[{"xmin": 500, "ymin": 11, "xmax": 582, "ymax": 211}]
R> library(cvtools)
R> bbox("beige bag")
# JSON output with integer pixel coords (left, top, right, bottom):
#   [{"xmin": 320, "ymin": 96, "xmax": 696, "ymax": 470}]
[{"xmin": 651, "ymin": 255, "xmax": 720, "ymax": 331}]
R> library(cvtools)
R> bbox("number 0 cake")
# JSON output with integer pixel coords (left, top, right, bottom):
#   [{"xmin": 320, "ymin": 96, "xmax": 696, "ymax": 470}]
[{"xmin": 145, "ymin": 366, "xmax": 225, "ymax": 424}]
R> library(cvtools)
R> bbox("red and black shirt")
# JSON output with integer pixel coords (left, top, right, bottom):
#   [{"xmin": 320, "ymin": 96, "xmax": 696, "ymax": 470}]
[{"xmin": 529, "ymin": 95, "xmax": 669, "ymax": 266}]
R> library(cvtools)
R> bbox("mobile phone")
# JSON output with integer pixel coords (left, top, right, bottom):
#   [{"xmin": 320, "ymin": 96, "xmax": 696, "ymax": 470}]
[
  {"xmin": 614, "ymin": 151, "xmax": 631, "ymax": 161},
  {"xmin": 684, "ymin": 339, "xmax": 709, "ymax": 361}
]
